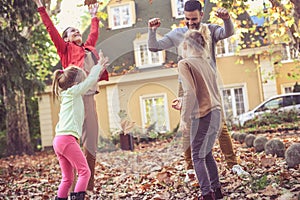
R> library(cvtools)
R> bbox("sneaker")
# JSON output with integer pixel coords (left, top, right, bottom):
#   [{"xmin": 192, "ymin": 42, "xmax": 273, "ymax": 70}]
[
  {"xmin": 184, "ymin": 169, "xmax": 196, "ymax": 183},
  {"xmin": 232, "ymin": 164, "xmax": 250, "ymax": 177}
]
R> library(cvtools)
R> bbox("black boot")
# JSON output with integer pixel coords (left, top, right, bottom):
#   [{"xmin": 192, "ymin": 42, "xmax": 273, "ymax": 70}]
[
  {"xmin": 77, "ymin": 191, "xmax": 86, "ymax": 200},
  {"xmin": 70, "ymin": 191, "xmax": 86, "ymax": 200},
  {"xmin": 54, "ymin": 197, "xmax": 68, "ymax": 200},
  {"xmin": 70, "ymin": 192, "xmax": 77, "ymax": 200}
]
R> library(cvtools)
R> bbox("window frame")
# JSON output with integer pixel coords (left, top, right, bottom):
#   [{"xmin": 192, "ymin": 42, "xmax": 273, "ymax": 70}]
[
  {"xmin": 281, "ymin": 43, "xmax": 299, "ymax": 63},
  {"xmin": 220, "ymin": 84, "xmax": 248, "ymax": 120},
  {"xmin": 133, "ymin": 33, "xmax": 165, "ymax": 69},
  {"xmin": 280, "ymin": 83, "xmax": 294, "ymax": 94},
  {"xmin": 216, "ymin": 37, "xmax": 238, "ymax": 57},
  {"xmin": 107, "ymin": 1, "xmax": 136, "ymax": 30},
  {"xmin": 139, "ymin": 93, "xmax": 170, "ymax": 133},
  {"xmin": 170, "ymin": 0, "xmax": 188, "ymax": 19}
]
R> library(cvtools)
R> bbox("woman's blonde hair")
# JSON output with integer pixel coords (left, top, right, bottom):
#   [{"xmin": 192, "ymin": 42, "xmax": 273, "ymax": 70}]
[{"xmin": 52, "ymin": 66, "xmax": 86, "ymax": 97}]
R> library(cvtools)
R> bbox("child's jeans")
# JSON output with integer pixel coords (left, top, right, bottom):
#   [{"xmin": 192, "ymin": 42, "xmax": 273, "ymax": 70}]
[
  {"xmin": 53, "ymin": 135, "xmax": 91, "ymax": 198},
  {"xmin": 190, "ymin": 109, "xmax": 221, "ymax": 196}
]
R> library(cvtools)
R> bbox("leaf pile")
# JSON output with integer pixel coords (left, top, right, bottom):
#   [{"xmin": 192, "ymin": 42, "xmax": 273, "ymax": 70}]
[{"xmin": 0, "ymin": 132, "xmax": 299, "ymax": 200}]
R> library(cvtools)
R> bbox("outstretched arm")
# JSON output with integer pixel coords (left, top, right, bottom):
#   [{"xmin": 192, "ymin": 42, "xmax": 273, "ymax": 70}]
[
  {"xmin": 72, "ymin": 51, "xmax": 109, "ymax": 96},
  {"xmin": 213, "ymin": 8, "xmax": 234, "ymax": 40},
  {"xmin": 147, "ymin": 18, "xmax": 176, "ymax": 52},
  {"xmin": 85, "ymin": 3, "xmax": 100, "ymax": 47},
  {"xmin": 33, "ymin": 0, "xmax": 67, "ymax": 58}
]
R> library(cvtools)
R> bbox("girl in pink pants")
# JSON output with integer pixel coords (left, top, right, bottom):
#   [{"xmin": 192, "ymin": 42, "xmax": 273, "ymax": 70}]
[
  {"xmin": 51, "ymin": 52, "xmax": 108, "ymax": 200},
  {"xmin": 53, "ymin": 135, "xmax": 90, "ymax": 198}
]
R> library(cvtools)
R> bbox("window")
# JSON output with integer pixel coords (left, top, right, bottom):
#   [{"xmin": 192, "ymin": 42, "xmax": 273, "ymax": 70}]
[
  {"xmin": 262, "ymin": 98, "xmax": 282, "ymax": 110},
  {"xmin": 171, "ymin": 0, "xmax": 188, "ymax": 18},
  {"xmin": 107, "ymin": 1, "xmax": 136, "ymax": 30},
  {"xmin": 280, "ymin": 83, "xmax": 294, "ymax": 94},
  {"xmin": 140, "ymin": 94, "xmax": 170, "ymax": 133},
  {"xmin": 216, "ymin": 37, "xmax": 238, "ymax": 57},
  {"xmin": 281, "ymin": 43, "xmax": 299, "ymax": 62},
  {"xmin": 221, "ymin": 86, "xmax": 247, "ymax": 120},
  {"xmin": 284, "ymin": 87, "xmax": 293, "ymax": 93},
  {"xmin": 133, "ymin": 33, "xmax": 165, "ymax": 68}
]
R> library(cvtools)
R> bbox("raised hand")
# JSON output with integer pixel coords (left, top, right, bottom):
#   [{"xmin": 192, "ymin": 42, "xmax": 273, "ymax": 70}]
[
  {"xmin": 98, "ymin": 50, "xmax": 109, "ymax": 68},
  {"xmin": 32, "ymin": 0, "xmax": 43, "ymax": 7},
  {"xmin": 215, "ymin": 8, "xmax": 230, "ymax": 20},
  {"xmin": 88, "ymin": 3, "xmax": 99, "ymax": 18},
  {"xmin": 148, "ymin": 18, "xmax": 161, "ymax": 30}
]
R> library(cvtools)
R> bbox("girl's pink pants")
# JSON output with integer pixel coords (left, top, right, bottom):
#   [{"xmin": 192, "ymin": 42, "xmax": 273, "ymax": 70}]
[{"xmin": 53, "ymin": 135, "xmax": 91, "ymax": 198}]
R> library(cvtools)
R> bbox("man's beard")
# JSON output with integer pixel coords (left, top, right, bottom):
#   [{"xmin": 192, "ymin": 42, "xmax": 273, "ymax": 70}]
[{"xmin": 186, "ymin": 22, "xmax": 200, "ymax": 30}]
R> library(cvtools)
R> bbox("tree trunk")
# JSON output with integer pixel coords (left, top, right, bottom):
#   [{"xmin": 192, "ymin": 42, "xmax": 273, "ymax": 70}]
[
  {"xmin": 202, "ymin": 0, "xmax": 215, "ymax": 23},
  {"xmin": 3, "ymin": 86, "xmax": 34, "ymax": 156}
]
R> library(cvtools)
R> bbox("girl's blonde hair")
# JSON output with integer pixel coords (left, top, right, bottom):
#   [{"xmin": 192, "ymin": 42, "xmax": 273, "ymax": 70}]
[
  {"xmin": 184, "ymin": 24, "xmax": 211, "ymax": 55},
  {"xmin": 52, "ymin": 66, "xmax": 86, "ymax": 97}
]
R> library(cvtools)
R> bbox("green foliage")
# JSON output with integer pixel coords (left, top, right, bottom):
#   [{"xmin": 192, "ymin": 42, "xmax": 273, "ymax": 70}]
[
  {"xmin": 243, "ymin": 110, "xmax": 299, "ymax": 128},
  {"xmin": 250, "ymin": 174, "xmax": 271, "ymax": 192},
  {"xmin": 0, "ymin": 0, "xmax": 59, "ymax": 156},
  {"xmin": 0, "ymin": 130, "xmax": 7, "ymax": 158}
]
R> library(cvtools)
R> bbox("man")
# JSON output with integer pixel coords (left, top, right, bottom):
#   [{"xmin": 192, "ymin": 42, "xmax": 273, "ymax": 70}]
[{"xmin": 148, "ymin": 0, "xmax": 249, "ymax": 183}]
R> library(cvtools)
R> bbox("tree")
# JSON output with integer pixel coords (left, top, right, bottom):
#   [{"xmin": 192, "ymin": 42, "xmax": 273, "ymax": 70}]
[
  {"xmin": 203, "ymin": 0, "xmax": 300, "ymax": 53},
  {"xmin": 0, "ymin": 0, "xmax": 60, "ymax": 156},
  {"xmin": 203, "ymin": 0, "xmax": 299, "ymax": 78}
]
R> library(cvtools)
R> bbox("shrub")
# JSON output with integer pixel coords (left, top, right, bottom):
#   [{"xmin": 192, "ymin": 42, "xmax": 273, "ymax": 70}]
[
  {"xmin": 243, "ymin": 110, "xmax": 299, "ymax": 129},
  {"xmin": 253, "ymin": 136, "xmax": 268, "ymax": 152},
  {"xmin": 264, "ymin": 139, "xmax": 285, "ymax": 157},
  {"xmin": 231, "ymin": 132, "xmax": 240, "ymax": 141},
  {"xmin": 237, "ymin": 132, "xmax": 247, "ymax": 144},
  {"xmin": 285, "ymin": 143, "xmax": 300, "ymax": 168},
  {"xmin": 245, "ymin": 134, "xmax": 256, "ymax": 147}
]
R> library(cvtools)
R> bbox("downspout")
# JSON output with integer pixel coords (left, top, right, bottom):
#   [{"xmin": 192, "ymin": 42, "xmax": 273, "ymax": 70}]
[{"xmin": 256, "ymin": 54, "xmax": 265, "ymax": 102}]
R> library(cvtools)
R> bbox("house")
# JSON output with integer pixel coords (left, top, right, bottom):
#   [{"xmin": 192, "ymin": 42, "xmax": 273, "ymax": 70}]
[{"xmin": 38, "ymin": 0, "xmax": 300, "ymax": 149}]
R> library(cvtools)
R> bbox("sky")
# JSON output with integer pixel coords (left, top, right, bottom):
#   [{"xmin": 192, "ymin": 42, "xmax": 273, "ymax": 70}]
[
  {"xmin": 54, "ymin": 0, "xmax": 86, "ymax": 33},
  {"xmin": 53, "ymin": 0, "xmax": 109, "ymax": 33}
]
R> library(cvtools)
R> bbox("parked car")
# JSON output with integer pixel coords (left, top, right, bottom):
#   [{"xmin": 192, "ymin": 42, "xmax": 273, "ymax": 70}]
[{"xmin": 233, "ymin": 92, "xmax": 300, "ymax": 126}]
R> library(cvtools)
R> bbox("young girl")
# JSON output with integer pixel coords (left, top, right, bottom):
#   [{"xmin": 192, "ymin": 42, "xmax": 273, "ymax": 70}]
[
  {"xmin": 33, "ymin": 0, "xmax": 108, "ymax": 191},
  {"xmin": 178, "ymin": 29, "xmax": 223, "ymax": 200},
  {"xmin": 52, "ymin": 52, "xmax": 108, "ymax": 200}
]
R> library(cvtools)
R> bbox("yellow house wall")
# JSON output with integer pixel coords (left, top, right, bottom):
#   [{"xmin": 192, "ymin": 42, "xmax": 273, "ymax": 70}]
[
  {"xmin": 125, "ymin": 81, "xmax": 179, "ymax": 132},
  {"xmin": 95, "ymin": 77, "xmax": 180, "ymax": 137},
  {"xmin": 38, "ymin": 90, "xmax": 60, "ymax": 148},
  {"xmin": 94, "ymin": 85, "xmax": 110, "ymax": 138},
  {"xmin": 217, "ymin": 56, "xmax": 262, "ymax": 110},
  {"xmin": 275, "ymin": 61, "xmax": 300, "ymax": 94}
]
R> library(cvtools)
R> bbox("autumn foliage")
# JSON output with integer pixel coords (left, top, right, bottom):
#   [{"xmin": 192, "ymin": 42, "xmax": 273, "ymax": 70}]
[{"xmin": 0, "ymin": 130, "xmax": 299, "ymax": 199}]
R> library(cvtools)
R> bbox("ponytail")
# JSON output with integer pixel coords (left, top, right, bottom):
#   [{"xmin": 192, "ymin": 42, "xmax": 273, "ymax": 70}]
[
  {"xmin": 51, "ymin": 66, "xmax": 86, "ymax": 98},
  {"xmin": 52, "ymin": 70, "xmax": 64, "ymax": 98}
]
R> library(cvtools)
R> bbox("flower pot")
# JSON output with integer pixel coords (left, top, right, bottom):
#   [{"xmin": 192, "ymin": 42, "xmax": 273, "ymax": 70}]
[{"xmin": 119, "ymin": 133, "xmax": 134, "ymax": 151}]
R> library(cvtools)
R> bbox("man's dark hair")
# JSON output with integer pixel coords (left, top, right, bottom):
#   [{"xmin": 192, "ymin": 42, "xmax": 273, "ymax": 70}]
[{"xmin": 184, "ymin": 0, "xmax": 202, "ymax": 12}]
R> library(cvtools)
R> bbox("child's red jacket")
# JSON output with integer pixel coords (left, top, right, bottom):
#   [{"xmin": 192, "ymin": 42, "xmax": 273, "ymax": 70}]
[{"xmin": 37, "ymin": 7, "xmax": 109, "ymax": 81}]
